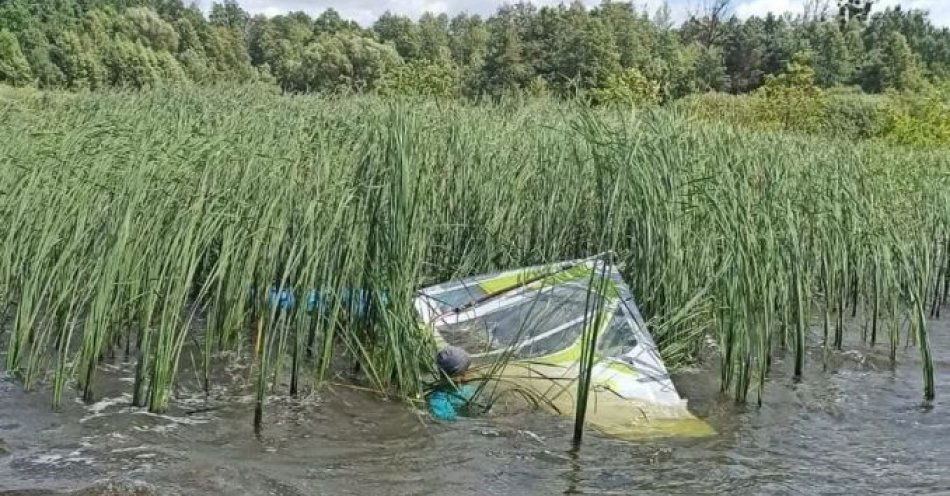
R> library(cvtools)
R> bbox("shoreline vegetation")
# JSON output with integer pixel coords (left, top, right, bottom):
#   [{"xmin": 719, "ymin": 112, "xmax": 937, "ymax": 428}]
[
  {"xmin": 0, "ymin": 86, "xmax": 947, "ymax": 431},
  {"xmin": 1, "ymin": 0, "xmax": 948, "ymax": 434},
  {"xmin": 0, "ymin": 1, "xmax": 948, "ymax": 145}
]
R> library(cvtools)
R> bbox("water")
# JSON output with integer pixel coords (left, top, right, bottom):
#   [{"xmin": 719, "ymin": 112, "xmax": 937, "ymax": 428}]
[{"xmin": 1, "ymin": 320, "xmax": 948, "ymax": 496}]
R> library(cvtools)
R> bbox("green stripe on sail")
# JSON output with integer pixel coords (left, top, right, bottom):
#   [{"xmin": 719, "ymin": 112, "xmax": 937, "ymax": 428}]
[
  {"xmin": 527, "ymin": 264, "xmax": 594, "ymax": 290},
  {"xmin": 477, "ymin": 268, "xmax": 546, "ymax": 293},
  {"xmin": 477, "ymin": 264, "xmax": 594, "ymax": 294}
]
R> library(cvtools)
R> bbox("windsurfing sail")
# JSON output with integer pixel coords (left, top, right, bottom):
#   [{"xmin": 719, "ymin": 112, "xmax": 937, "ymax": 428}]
[{"xmin": 415, "ymin": 256, "xmax": 714, "ymax": 438}]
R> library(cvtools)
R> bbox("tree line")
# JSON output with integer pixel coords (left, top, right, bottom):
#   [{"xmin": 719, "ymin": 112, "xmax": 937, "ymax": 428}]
[{"xmin": 0, "ymin": 0, "xmax": 948, "ymax": 100}]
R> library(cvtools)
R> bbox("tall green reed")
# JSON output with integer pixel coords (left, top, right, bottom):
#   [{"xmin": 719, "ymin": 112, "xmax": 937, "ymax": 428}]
[{"xmin": 0, "ymin": 86, "xmax": 945, "ymax": 430}]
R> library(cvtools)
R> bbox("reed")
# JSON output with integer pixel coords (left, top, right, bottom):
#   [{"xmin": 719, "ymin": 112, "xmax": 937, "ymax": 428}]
[{"xmin": 0, "ymin": 86, "xmax": 945, "ymax": 430}]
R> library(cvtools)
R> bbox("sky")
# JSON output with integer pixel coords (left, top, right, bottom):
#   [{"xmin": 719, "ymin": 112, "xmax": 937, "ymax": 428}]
[{"xmin": 194, "ymin": 0, "xmax": 949, "ymax": 27}]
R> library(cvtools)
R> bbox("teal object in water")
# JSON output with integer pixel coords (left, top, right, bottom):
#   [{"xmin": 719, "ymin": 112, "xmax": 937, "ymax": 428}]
[
  {"xmin": 268, "ymin": 287, "xmax": 295, "ymax": 310},
  {"xmin": 255, "ymin": 287, "xmax": 388, "ymax": 316},
  {"xmin": 427, "ymin": 384, "xmax": 477, "ymax": 422}
]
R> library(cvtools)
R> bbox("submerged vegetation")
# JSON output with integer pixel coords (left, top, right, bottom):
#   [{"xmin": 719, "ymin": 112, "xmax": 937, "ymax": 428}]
[{"xmin": 0, "ymin": 86, "xmax": 947, "ymax": 428}]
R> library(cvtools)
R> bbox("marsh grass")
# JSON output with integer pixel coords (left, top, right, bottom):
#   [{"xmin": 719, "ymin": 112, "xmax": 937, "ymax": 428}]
[{"xmin": 0, "ymin": 86, "xmax": 946, "ymax": 431}]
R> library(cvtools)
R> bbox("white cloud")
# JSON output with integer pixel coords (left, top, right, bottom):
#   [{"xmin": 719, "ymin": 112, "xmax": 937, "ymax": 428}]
[
  {"xmin": 196, "ymin": 0, "xmax": 948, "ymax": 26},
  {"xmin": 734, "ymin": 0, "xmax": 797, "ymax": 19},
  {"xmin": 733, "ymin": 0, "xmax": 948, "ymax": 25},
  {"xmin": 201, "ymin": 0, "xmax": 591, "ymax": 25},
  {"xmin": 875, "ymin": 0, "xmax": 949, "ymax": 26},
  {"xmin": 198, "ymin": 0, "xmax": 688, "ymax": 25}
]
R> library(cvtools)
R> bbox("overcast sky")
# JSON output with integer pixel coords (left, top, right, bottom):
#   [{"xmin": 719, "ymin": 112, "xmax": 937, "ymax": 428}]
[{"xmin": 194, "ymin": 0, "xmax": 949, "ymax": 27}]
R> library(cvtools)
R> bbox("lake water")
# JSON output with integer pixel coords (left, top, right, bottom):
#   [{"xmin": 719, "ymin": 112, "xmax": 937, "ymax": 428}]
[{"xmin": 1, "ymin": 319, "xmax": 947, "ymax": 495}]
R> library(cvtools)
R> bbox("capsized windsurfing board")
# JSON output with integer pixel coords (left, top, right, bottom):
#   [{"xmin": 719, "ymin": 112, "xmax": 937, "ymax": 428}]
[{"xmin": 414, "ymin": 256, "xmax": 714, "ymax": 438}]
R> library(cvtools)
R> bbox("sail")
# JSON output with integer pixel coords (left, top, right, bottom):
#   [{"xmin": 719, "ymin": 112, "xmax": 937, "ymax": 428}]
[{"xmin": 415, "ymin": 256, "xmax": 714, "ymax": 438}]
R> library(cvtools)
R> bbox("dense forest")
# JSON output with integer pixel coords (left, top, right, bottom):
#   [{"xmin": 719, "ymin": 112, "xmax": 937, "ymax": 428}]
[{"xmin": 0, "ymin": 0, "xmax": 948, "ymax": 100}]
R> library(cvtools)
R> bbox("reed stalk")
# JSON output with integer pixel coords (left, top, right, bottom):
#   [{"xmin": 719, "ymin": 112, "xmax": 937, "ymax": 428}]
[{"xmin": 0, "ymin": 87, "xmax": 945, "ymax": 429}]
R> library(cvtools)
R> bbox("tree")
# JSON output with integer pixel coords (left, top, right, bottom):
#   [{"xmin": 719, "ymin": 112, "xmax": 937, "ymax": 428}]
[
  {"xmin": 683, "ymin": 0, "xmax": 733, "ymax": 47},
  {"xmin": 765, "ymin": 51, "xmax": 820, "ymax": 89},
  {"xmin": 373, "ymin": 12, "xmax": 421, "ymax": 61},
  {"xmin": 759, "ymin": 14, "xmax": 799, "ymax": 76},
  {"xmin": 812, "ymin": 22, "xmax": 852, "ymax": 87},
  {"xmin": 860, "ymin": 31, "xmax": 924, "ymax": 92},
  {"xmin": 594, "ymin": 1, "xmax": 657, "ymax": 72},
  {"xmin": 203, "ymin": 26, "xmax": 256, "ymax": 82},
  {"xmin": 862, "ymin": 7, "xmax": 950, "ymax": 81},
  {"xmin": 758, "ymin": 52, "xmax": 827, "ymax": 132},
  {"xmin": 802, "ymin": 0, "xmax": 832, "ymax": 23},
  {"xmin": 52, "ymin": 30, "xmax": 106, "ymax": 89},
  {"xmin": 0, "ymin": 0, "xmax": 34, "ymax": 34},
  {"xmin": 480, "ymin": 19, "xmax": 532, "ymax": 97},
  {"xmin": 417, "ymin": 12, "xmax": 451, "ymax": 62},
  {"xmin": 81, "ymin": 8, "xmax": 117, "ymax": 46},
  {"xmin": 178, "ymin": 47, "xmax": 211, "ymax": 82},
  {"xmin": 314, "ymin": 8, "xmax": 360, "ymax": 35},
  {"xmin": 0, "ymin": 28, "xmax": 32, "ymax": 85},
  {"xmin": 290, "ymin": 32, "xmax": 402, "ymax": 93},
  {"xmin": 879, "ymin": 30, "xmax": 924, "ymax": 91},
  {"xmin": 842, "ymin": 19, "xmax": 865, "ymax": 74},
  {"xmin": 103, "ymin": 39, "xmax": 161, "ymax": 88},
  {"xmin": 837, "ymin": 0, "xmax": 873, "ymax": 24},
  {"xmin": 0, "ymin": 0, "xmax": 946, "ymax": 98},
  {"xmin": 448, "ymin": 14, "xmax": 488, "ymax": 67},
  {"xmin": 593, "ymin": 67, "xmax": 660, "ymax": 106},
  {"xmin": 722, "ymin": 17, "xmax": 767, "ymax": 93},
  {"xmin": 693, "ymin": 44, "xmax": 727, "ymax": 91},
  {"xmin": 175, "ymin": 17, "xmax": 204, "ymax": 54},
  {"xmin": 378, "ymin": 59, "xmax": 461, "ymax": 98},
  {"xmin": 17, "ymin": 27, "xmax": 65, "ymax": 88},
  {"xmin": 209, "ymin": 1, "xmax": 248, "ymax": 33},
  {"xmin": 545, "ymin": 3, "xmax": 620, "ymax": 93},
  {"xmin": 152, "ymin": 48, "xmax": 186, "ymax": 82},
  {"xmin": 247, "ymin": 12, "xmax": 313, "ymax": 87},
  {"xmin": 120, "ymin": 7, "xmax": 180, "ymax": 53}
]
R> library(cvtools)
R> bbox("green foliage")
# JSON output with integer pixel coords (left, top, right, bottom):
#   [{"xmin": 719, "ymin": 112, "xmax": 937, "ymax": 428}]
[
  {"xmin": 448, "ymin": 13, "xmax": 488, "ymax": 68},
  {"xmin": 208, "ymin": 0, "xmax": 248, "ymax": 32},
  {"xmin": 691, "ymin": 44, "xmax": 727, "ymax": 92},
  {"xmin": 177, "ymin": 47, "xmax": 211, "ymax": 82},
  {"xmin": 176, "ymin": 17, "xmax": 203, "ymax": 53},
  {"xmin": 0, "ymin": 0, "xmax": 949, "ymax": 117},
  {"xmin": 1, "ymin": 3, "xmax": 240, "ymax": 90},
  {"xmin": 120, "ymin": 6, "xmax": 179, "ymax": 52},
  {"xmin": 862, "ymin": 7, "xmax": 950, "ymax": 81},
  {"xmin": 879, "ymin": 89, "xmax": 950, "ymax": 147},
  {"xmin": 0, "ymin": 28, "xmax": 32, "ymax": 86},
  {"xmin": 103, "ymin": 39, "xmax": 165, "ymax": 88},
  {"xmin": 378, "ymin": 60, "xmax": 461, "ymax": 98},
  {"xmin": 681, "ymin": 83, "xmax": 949, "ymax": 148},
  {"xmin": 525, "ymin": 75, "xmax": 550, "ymax": 98},
  {"xmin": 812, "ymin": 22, "xmax": 854, "ymax": 87},
  {"xmin": 479, "ymin": 20, "xmax": 532, "ymax": 98},
  {"xmin": 821, "ymin": 90, "xmax": 884, "ymax": 139},
  {"xmin": 202, "ymin": 26, "xmax": 256, "ymax": 82},
  {"xmin": 0, "ymin": 87, "xmax": 944, "ymax": 421},
  {"xmin": 373, "ymin": 12, "xmax": 423, "ymax": 60},
  {"xmin": 313, "ymin": 8, "xmax": 360, "ymax": 35},
  {"xmin": 17, "ymin": 28, "xmax": 65, "ymax": 88},
  {"xmin": 417, "ymin": 12, "xmax": 452, "ymax": 62},
  {"xmin": 756, "ymin": 53, "xmax": 827, "ymax": 133},
  {"xmin": 593, "ymin": 67, "xmax": 660, "ymax": 107},
  {"xmin": 52, "ymin": 31, "xmax": 106, "ymax": 89},
  {"xmin": 860, "ymin": 31, "xmax": 925, "ymax": 92},
  {"xmin": 290, "ymin": 32, "xmax": 402, "ymax": 93},
  {"xmin": 544, "ymin": 5, "xmax": 620, "ymax": 93}
]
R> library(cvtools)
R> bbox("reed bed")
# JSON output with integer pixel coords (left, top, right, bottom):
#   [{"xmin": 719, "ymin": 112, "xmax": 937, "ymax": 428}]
[{"xmin": 0, "ymin": 86, "xmax": 946, "ymax": 428}]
